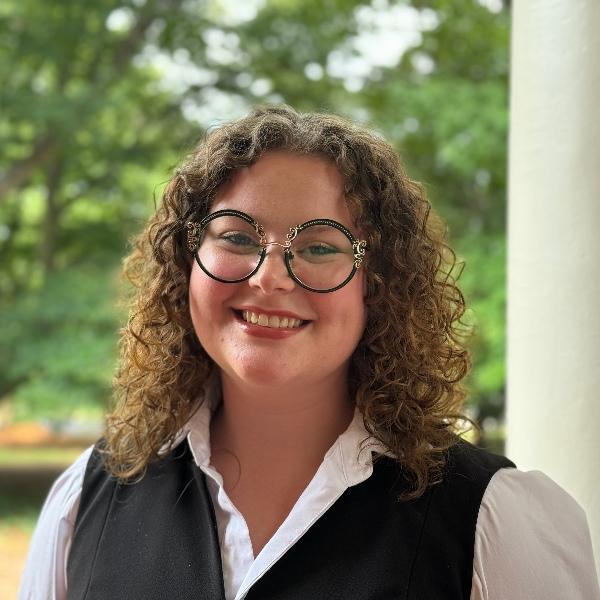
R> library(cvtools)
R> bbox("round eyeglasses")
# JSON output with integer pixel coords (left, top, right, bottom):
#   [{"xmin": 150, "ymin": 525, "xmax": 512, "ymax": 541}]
[{"xmin": 186, "ymin": 209, "xmax": 368, "ymax": 293}]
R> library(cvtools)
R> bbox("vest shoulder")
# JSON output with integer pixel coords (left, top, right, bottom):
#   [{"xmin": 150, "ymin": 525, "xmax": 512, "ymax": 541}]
[
  {"xmin": 447, "ymin": 438, "xmax": 515, "ymax": 471},
  {"xmin": 82, "ymin": 438, "xmax": 193, "ymax": 489},
  {"xmin": 374, "ymin": 439, "xmax": 515, "ymax": 480},
  {"xmin": 371, "ymin": 438, "xmax": 515, "ymax": 501},
  {"xmin": 441, "ymin": 438, "xmax": 516, "ymax": 492}
]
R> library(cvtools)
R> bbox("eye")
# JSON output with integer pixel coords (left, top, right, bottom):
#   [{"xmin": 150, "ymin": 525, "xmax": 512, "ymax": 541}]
[
  {"xmin": 296, "ymin": 242, "xmax": 342, "ymax": 262},
  {"xmin": 221, "ymin": 232, "xmax": 258, "ymax": 247},
  {"xmin": 305, "ymin": 243, "xmax": 338, "ymax": 255}
]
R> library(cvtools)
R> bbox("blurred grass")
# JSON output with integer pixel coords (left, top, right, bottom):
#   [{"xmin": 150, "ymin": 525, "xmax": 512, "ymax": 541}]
[
  {"xmin": 0, "ymin": 446, "xmax": 85, "ymax": 466},
  {"xmin": 0, "ymin": 494, "xmax": 43, "ymax": 532},
  {"xmin": 0, "ymin": 444, "xmax": 82, "ymax": 595},
  {"xmin": 0, "ymin": 474, "xmax": 47, "ymax": 595},
  {"xmin": 0, "ymin": 444, "xmax": 85, "ymax": 527},
  {"xmin": 0, "ymin": 524, "xmax": 31, "ymax": 599}
]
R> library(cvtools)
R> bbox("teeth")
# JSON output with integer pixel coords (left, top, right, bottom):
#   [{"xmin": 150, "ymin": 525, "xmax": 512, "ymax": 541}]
[{"xmin": 240, "ymin": 311, "xmax": 303, "ymax": 329}]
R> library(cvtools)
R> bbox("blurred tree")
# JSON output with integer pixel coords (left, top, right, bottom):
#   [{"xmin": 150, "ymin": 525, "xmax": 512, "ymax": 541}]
[
  {"xmin": 0, "ymin": 0, "xmax": 509, "ymax": 442},
  {"xmin": 1, "ymin": 0, "xmax": 208, "ymax": 285},
  {"xmin": 0, "ymin": 268, "xmax": 119, "ymax": 420}
]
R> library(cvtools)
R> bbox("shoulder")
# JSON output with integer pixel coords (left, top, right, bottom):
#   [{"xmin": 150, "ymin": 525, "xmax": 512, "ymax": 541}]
[
  {"xmin": 424, "ymin": 439, "xmax": 517, "ymax": 505},
  {"xmin": 18, "ymin": 445, "xmax": 94, "ymax": 600},
  {"xmin": 371, "ymin": 439, "xmax": 515, "ymax": 505},
  {"xmin": 32, "ymin": 444, "xmax": 93, "ymax": 529},
  {"xmin": 74, "ymin": 438, "xmax": 197, "ymax": 520},
  {"xmin": 444, "ymin": 439, "xmax": 516, "ymax": 485},
  {"xmin": 472, "ymin": 468, "xmax": 600, "ymax": 599},
  {"xmin": 480, "ymin": 466, "xmax": 587, "ymax": 523}
]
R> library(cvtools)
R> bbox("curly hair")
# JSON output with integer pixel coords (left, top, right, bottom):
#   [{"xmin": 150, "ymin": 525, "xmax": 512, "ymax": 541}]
[{"xmin": 105, "ymin": 105, "xmax": 472, "ymax": 499}]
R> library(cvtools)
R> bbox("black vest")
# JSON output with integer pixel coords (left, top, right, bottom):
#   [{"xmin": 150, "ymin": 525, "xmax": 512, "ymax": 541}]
[{"xmin": 67, "ymin": 439, "xmax": 515, "ymax": 600}]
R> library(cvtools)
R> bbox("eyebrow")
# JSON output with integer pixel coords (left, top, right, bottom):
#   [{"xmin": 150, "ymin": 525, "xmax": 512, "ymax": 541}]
[{"xmin": 299, "ymin": 224, "xmax": 334, "ymax": 232}]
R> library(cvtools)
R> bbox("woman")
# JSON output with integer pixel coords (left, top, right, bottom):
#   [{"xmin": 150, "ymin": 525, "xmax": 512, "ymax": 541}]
[{"xmin": 20, "ymin": 106, "xmax": 599, "ymax": 599}]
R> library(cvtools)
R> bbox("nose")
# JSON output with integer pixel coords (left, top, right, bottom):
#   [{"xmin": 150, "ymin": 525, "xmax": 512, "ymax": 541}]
[{"xmin": 248, "ymin": 246, "xmax": 296, "ymax": 294}]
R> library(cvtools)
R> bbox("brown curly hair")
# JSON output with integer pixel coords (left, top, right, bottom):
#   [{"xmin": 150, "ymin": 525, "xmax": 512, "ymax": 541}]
[{"xmin": 105, "ymin": 105, "xmax": 472, "ymax": 499}]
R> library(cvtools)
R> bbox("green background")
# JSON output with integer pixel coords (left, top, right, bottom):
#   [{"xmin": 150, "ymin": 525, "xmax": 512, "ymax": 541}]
[{"xmin": 0, "ymin": 0, "xmax": 509, "ymax": 450}]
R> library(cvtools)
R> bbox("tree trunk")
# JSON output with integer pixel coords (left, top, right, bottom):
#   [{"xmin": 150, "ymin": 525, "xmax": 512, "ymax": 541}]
[
  {"xmin": 0, "ymin": 136, "xmax": 56, "ymax": 202},
  {"xmin": 40, "ymin": 157, "xmax": 65, "ymax": 276}
]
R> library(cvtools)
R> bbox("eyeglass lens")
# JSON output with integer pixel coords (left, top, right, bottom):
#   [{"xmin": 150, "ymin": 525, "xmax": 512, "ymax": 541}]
[{"xmin": 196, "ymin": 214, "xmax": 355, "ymax": 292}]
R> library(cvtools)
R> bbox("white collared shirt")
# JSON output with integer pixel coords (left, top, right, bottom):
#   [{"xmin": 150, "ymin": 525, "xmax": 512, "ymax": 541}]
[{"xmin": 18, "ymin": 396, "xmax": 600, "ymax": 600}]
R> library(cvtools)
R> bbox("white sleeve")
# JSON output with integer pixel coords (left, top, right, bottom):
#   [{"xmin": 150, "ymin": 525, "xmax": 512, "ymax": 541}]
[
  {"xmin": 18, "ymin": 446, "xmax": 93, "ymax": 600},
  {"xmin": 470, "ymin": 467, "xmax": 600, "ymax": 600}
]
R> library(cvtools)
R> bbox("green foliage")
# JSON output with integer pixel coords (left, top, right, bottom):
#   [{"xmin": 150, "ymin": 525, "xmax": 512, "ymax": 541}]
[
  {"xmin": 0, "ymin": 267, "xmax": 121, "ymax": 421},
  {"xmin": 0, "ymin": 0, "xmax": 510, "ymax": 430},
  {"xmin": 458, "ymin": 233, "xmax": 506, "ymax": 420}
]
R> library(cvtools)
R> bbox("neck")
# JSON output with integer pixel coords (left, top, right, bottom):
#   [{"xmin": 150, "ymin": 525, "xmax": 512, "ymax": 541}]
[{"xmin": 210, "ymin": 371, "xmax": 355, "ymax": 473}]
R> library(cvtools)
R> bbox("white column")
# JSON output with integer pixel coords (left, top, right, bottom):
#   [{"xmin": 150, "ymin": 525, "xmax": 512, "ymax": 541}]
[{"xmin": 507, "ymin": 0, "xmax": 600, "ymax": 568}]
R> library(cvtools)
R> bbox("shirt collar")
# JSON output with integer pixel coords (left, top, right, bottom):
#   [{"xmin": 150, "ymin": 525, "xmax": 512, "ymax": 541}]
[{"xmin": 180, "ymin": 373, "xmax": 387, "ymax": 487}]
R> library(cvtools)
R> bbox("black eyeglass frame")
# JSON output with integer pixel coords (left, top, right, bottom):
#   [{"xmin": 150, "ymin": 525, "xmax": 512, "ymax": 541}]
[{"xmin": 186, "ymin": 209, "xmax": 368, "ymax": 293}]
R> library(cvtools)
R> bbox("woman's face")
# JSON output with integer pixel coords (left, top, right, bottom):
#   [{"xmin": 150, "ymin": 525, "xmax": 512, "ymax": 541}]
[{"xmin": 189, "ymin": 151, "xmax": 367, "ymax": 392}]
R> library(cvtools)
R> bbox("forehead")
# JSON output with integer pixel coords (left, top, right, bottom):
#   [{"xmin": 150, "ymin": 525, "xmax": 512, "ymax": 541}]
[{"xmin": 210, "ymin": 151, "xmax": 353, "ymax": 230}]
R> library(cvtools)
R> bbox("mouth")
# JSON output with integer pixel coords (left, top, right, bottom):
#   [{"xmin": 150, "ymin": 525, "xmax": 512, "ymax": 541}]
[{"xmin": 233, "ymin": 309, "xmax": 311, "ymax": 330}]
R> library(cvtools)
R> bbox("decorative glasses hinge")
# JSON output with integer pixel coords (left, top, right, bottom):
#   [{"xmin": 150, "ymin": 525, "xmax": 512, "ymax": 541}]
[
  {"xmin": 186, "ymin": 222, "xmax": 201, "ymax": 252},
  {"xmin": 353, "ymin": 240, "xmax": 367, "ymax": 268}
]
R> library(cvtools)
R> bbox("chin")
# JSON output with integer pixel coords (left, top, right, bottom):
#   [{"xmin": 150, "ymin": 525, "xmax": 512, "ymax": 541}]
[{"xmin": 233, "ymin": 361, "xmax": 300, "ymax": 389}]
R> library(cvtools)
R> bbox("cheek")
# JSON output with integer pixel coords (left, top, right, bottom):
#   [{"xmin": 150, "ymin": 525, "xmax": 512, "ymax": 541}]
[
  {"xmin": 189, "ymin": 264, "xmax": 231, "ymax": 335},
  {"xmin": 342, "ymin": 271, "xmax": 367, "ymax": 326},
  {"xmin": 317, "ymin": 275, "xmax": 367, "ymax": 343}
]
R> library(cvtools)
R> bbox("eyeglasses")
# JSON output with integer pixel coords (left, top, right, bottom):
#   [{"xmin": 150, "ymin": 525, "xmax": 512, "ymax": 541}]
[{"xmin": 186, "ymin": 209, "xmax": 368, "ymax": 293}]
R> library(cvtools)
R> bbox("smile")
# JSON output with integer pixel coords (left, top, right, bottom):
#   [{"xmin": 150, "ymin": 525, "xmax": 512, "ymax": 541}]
[{"xmin": 241, "ymin": 310, "xmax": 304, "ymax": 329}]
